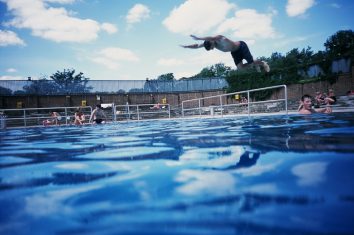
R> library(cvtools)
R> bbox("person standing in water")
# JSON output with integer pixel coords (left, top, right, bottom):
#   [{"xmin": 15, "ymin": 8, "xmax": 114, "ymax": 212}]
[
  {"xmin": 298, "ymin": 94, "xmax": 332, "ymax": 114},
  {"xmin": 89, "ymin": 104, "xmax": 107, "ymax": 124}
]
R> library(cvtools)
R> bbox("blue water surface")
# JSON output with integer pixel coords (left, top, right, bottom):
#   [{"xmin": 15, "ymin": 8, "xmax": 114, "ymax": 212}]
[{"xmin": 1, "ymin": 113, "xmax": 354, "ymax": 235}]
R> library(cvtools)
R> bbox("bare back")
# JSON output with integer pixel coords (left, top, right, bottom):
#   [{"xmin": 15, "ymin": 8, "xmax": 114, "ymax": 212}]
[{"xmin": 215, "ymin": 36, "xmax": 240, "ymax": 52}]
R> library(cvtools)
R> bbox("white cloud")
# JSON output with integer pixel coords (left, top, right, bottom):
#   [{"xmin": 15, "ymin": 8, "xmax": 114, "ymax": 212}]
[
  {"xmin": 272, "ymin": 35, "xmax": 309, "ymax": 49},
  {"xmin": 101, "ymin": 23, "xmax": 118, "ymax": 34},
  {"xmin": 217, "ymin": 9, "xmax": 276, "ymax": 40},
  {"xmin": 6, "ymin": 68, "xmax": 17, "ymax": 73},
  {"xmin": 163, "ymin": 0, "xmax": 235, "ymax": 35},
  {"xmin": 44, "ymin": 0, "xmax": 75, "ymax": 3},
  {"xmin": 0, "ymin": 30, "xmax": 26, "ymax": 46},
  {"xmin": 292, "ymin": 162, "xmax": 328, "ymax": 186},
  {"xmin": 91, "ymin": 47, "xmax": 140, "ymax": 70},
  {"xmin": 189, "ymin": 50, "xmax": 234, "ymax": 68},
  {"xmin": 3, "ymin": 0, "xmax": 116, "ymax": 43},
  {"xmin": 175, "ymin": 170, "xmax": 236, "ymax": 196},
  {"xmin": 329, "ymin": 3, "xmax": 341, "ymax": 8},
  {"xmin": 160, "ymin": 50, "xmax": 235, "ymax": 79},
  {"xmin": 0, "ymin": 75, "xmax": 26, "ymax": 80},
  {"xmin": 286, "ymin": 0, "xmax": 316, "ymax": 17},
  {"xmin": 126, "ymin": 4, "xmax": 150, "ymax": 25},
  {"xmin": 157, "ymin": 58, "xmax": 184, "ymax": 66}
]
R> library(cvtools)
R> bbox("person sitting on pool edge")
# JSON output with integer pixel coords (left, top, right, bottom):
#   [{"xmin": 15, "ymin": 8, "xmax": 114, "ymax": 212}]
[
  {"xmin": 89, "ymin": 104, "xmax": 107, "ymax": 124},
  {"xmin": 74, "ymin": 107, "xmax": 86, "ymax": 125},
  {"xmin": 181, "ymin": 34, "xmax": 270, "ymax": 72},
  {"xmin": 43, "ymin": 111, "xmax": 61, "ymax": 126},
  {"xmin": 298, "ymin": 94, "xmax": 332, "ymax": 114}
]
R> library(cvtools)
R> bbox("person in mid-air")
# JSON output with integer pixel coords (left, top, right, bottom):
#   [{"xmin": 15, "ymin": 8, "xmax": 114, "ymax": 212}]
[{"xmin": 181, "ymin": 34, "xmax": 270, "ymax": 72}]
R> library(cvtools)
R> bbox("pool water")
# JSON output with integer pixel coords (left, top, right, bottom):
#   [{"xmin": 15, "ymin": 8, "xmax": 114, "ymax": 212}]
[{"xmin": 1, "ymin": 113, "xmax": 354, "ymax": 235}]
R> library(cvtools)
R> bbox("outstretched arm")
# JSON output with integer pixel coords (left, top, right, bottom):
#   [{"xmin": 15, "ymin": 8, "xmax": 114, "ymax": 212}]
[
  {"xmin": 180, "ymin": 43, "xmax": 204, "ymax": 49},
  {"xmin": 190, "ymin": 34, "xmax": 223, "ymax": 41},
  {"xmin": 89, "ymin": 110, "xmax": 96, "ymax": 123}
]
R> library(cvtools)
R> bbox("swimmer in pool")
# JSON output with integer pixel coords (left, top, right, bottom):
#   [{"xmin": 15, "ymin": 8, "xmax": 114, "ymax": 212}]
[{"xmin": 298, "ymin": 94, "xmax": 332, "ymax": 114}]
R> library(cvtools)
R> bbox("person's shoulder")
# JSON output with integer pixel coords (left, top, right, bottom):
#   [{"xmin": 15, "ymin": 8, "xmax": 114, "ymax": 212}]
[
  {"xmin": 298, "ymin": 109, "xmax": 312, "ymax": 114},
  {"xmin": 214, "ymin": 35, "xmax": 225, "ymax": 40}
]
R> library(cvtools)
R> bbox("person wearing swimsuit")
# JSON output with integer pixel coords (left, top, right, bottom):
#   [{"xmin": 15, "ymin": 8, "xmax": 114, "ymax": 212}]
[{"xmin": 181, "ymin": 35, "xmax": 270, "ymax": 72}]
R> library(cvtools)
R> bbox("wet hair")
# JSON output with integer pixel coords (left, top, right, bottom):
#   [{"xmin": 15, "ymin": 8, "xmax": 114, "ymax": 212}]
[
  {"xmin": 301, "ymin": 94, "xmax": 312, "ymax": 101},
  {"xmin": 203, "ymin": 40, "xmax": 212, "ymax": 51}
]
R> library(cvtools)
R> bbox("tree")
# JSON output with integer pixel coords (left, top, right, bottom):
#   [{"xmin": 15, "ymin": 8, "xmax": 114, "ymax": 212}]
[
  {"xmin": 192, "ymin": 63, "xmax": 232, "ymax": 78},
  {"xmin": 324, "ymin": 30, "xmax": 354, "ymax": 58},
  {"xmin": 0, "ymin": 86, "xmax": 12, "ymax": 95},
  {"xmin": 157, "ymin": 73, "xmax": 175, "ymax": 81},
  {"xmin": 23, "ymin": 78, "xmax": 59, "ymax": 95},
  {"xmin": 22, "ymin": 69, "xmax": 92, "ymax": 95},
  {"xmin": 195, "ymin": 67, "xmax": 215, "ymax": 78},
  {"xmin": 50, "ymin": 69, "xmax": 92, "ymax": 94},
  {"xmin": 213, "ymin": 63, "xmax": 232, "ymax": 77}
]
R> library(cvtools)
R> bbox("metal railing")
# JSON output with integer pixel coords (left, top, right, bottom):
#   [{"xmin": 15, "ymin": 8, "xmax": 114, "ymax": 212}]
[
  {"xmin": 114, "ymin": 103, "xmax": 171, "ymax": 121},
  {"xmin": 0, "ymin": 103, "xmax": 173, "ymax": 128},
  {"xmin": 0, "ymin": 106, "xmax": 93, "ymax": 128},
  {"xmin": 181, "ymin": 85, "xmax": 288, "ymax": 117}
]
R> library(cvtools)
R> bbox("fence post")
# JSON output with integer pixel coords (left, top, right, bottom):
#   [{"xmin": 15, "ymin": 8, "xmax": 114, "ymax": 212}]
[
  {"xmin": 219, "ymin": 96, "xmax": 223, "ymax": 117},
  {"xmin": 247, "ymin": 91, "xmax": 250, "ymax": 118},
  {"xmin": 23, "ymin": 110, "xmax": 26, "ymax": 127},
  {"xmin": 198, "ymin": 99, "xmax": 201, "ymax": 116},
  {"xmin": 111, "ymin": 103, "xmax": 115, "ymax": 122},
  {"xmin": 137, "ymin": 105, "xmax": 140, "ymax": 120},
  {"xmin": 168, "ymin": 104, "xmax": 171, "ymax": 119},
  {"xmin": 284, "ymin": 85, "xmax": 288, "ymax": 115},
  {"xmin": 65, "ymin": 107, "xmax": 68, "ymax": 125},
  {"xmin": 113, "ymin": 103, "xmax": 117, "ymax": 122}
]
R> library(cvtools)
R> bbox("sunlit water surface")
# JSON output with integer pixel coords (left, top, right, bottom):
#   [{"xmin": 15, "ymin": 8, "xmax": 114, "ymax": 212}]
[{"xmin": 1, "ymin": 113, "xmax": 354, "ymax": 235}]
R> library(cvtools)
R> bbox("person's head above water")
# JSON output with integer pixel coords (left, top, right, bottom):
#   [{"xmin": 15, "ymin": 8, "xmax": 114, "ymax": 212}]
[{"xmin": 300, "ymin": 94, "xmax": 312, "ymax": 110}]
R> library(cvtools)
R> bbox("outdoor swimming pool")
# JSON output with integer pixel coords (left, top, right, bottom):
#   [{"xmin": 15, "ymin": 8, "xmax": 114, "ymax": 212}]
[{"xmin": 1, "ymin": 112, "xmax": 354, "ymax": 235}]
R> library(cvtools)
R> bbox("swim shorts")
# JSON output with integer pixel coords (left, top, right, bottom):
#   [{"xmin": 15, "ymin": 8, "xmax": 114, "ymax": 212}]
[
  {"xmin": 231, "ymin": 41, "xmax": 254, "ymax": 66},
  {"xmin": 94, "ymin": 119, "xmax": 103, "ymax": 124}
]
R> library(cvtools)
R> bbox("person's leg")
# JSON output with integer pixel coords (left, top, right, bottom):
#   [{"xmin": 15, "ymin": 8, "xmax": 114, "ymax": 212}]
[
  {"xmin": 233, "ymin": 41, "xmax": 257, "ymax": 71},
  {"xmin": 237, "ymin": 41, "xmax": 270, "ymax": 72},
  {"xmin": 252, "ymin": 60, "xmax": 270, "ymax": 72}
]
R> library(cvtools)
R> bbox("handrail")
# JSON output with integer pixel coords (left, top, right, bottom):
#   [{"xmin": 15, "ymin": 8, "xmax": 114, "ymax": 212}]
[
  {"xmin": 181, "ymin": 85, "xmax": 288, "ymax": 117},
  {"xmin": 0, "ymin": 106, "xmax": 93, "ymax": 128},
  {"xmin": 114, "ymin": 103, "xmax": 171, "ymax": 121}
]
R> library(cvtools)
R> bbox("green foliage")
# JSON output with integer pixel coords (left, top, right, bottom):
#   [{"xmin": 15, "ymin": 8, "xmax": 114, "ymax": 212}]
[
  {"xmin": 157, "ymin": 73, "xmax": 175, "ymax": 81},
  {"xmin": 50, "ymin": 69, "xmax": 92, "ymax": 93},
  {"xmin": 23, "ymin": 69, "xmax": 92, "ymax": 95},
  {"xmin": 23, "ymin": 79, "xmax": 58, "ymax": 95},
  {"xmin": 226, "ymin": 70, "xmax": 278, "ymax": 100},
  {"xmin": 192, "ymin": 63, "xmax": 232, "ymax": 78},
  {"xmin": 0, "ymin": 86, "xmax": 12, "ymax": 95},
  {"xmin": 324, "ymin": 30, "xmax": 354, "ymax": 58},
  {"xmin": 224, "ymin": 30, "xmax": 354, "ymax": 95}
]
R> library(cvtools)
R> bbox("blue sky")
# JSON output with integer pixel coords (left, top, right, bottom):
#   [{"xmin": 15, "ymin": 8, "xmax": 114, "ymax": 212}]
[{"xmin": 0, "ymin": 0, "xmax": 353, "ymax": 81}]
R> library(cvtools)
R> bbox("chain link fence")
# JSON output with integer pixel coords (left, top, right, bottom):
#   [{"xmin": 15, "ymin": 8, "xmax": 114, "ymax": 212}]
[{"xmin": 0, "ymin": 78, "xmax": 228, "ymax": 96}]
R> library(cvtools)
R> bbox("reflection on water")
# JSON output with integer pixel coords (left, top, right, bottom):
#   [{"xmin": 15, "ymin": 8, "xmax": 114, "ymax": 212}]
[{"xmin": 0, "ymin": 112, "xmax": 354, "ymax": 234}]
